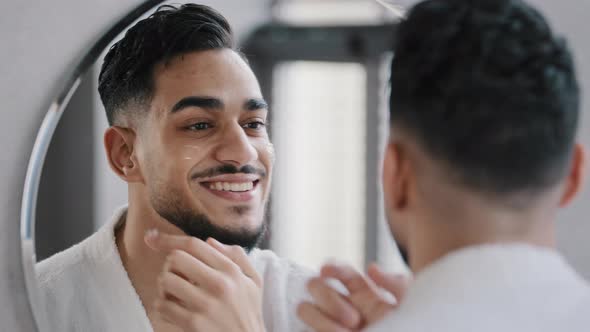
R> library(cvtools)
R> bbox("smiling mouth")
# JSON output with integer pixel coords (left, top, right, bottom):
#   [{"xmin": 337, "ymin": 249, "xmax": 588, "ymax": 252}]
[{"xmin": 201, "ymin": 180, "xmax": 260, "ymax": 193}]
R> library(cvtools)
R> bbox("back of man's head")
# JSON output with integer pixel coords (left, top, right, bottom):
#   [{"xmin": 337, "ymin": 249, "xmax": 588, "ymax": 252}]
[
  {"xmin": 389, "ymin": 0, "xmax": 579, "ymax": 202},
  {"xmin": 98, "ymin": 4, "xmax": 235, "ymax": 126}
]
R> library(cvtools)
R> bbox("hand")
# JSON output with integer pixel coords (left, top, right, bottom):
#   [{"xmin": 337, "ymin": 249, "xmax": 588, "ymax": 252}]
[
  {"xmin": 297, "ymin": 263, "xmax": 410, "ymax": 332},
  {"xmin": 145, "ymin": 231, "xmax": 266, "ymax": 332}
]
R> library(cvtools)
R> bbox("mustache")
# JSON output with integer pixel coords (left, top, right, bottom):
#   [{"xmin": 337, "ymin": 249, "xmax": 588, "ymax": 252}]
[{"xmin": 191, "ymin": 164, "xmax": 267, "ymax": 180}]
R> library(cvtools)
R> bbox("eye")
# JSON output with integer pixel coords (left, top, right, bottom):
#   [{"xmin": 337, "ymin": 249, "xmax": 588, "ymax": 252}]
[
  {"xmin": 243, "ymin": 121, "xmax": 266, "ymax": 130},
  {"xmin": 186, "ymin": 122, "xmax": 213, "ymax": 131}
]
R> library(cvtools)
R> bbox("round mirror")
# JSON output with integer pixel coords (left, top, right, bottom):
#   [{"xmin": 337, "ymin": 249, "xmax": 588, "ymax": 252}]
[{"xmin": 18, "ymin": 1, "xmax": 407, "ymax": 330}]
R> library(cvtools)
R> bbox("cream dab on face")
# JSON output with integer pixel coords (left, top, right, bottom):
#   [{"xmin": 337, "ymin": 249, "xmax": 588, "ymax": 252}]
[{"xmin": 183, "ymin": 145, "xmax": 201, "ymax": 160}]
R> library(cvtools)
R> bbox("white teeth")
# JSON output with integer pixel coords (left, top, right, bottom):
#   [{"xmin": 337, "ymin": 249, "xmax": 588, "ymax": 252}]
[{"xmin": 208, "ymin": 182, "xmax": 254, "ymax": 192}]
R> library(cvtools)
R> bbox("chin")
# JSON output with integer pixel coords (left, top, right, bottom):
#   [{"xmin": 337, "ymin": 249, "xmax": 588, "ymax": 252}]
[{"xmin": 221, "ymin": 213, "xmax": 264, "ymax": 231}]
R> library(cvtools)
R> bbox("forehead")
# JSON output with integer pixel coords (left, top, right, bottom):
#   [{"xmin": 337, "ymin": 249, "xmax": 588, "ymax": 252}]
[{"xmin": 151, "ymin": 49, "xmax": 262, "ymax": 106}]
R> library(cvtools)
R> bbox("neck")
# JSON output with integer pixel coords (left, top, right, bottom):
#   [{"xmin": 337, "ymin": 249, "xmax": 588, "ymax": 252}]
[
  {"xmin": 407, "ymin": 201, "xmax": 558, "ymax": 274},
  {"xmin": 115, "ymin": 196, "xmax": 185, "ymax": 316}
]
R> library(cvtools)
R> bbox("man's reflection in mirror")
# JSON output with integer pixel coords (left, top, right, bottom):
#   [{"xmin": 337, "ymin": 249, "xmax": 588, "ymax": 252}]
[{"xmin": 36, "ymin": 4, "xmax": 312, "ymax": 332}]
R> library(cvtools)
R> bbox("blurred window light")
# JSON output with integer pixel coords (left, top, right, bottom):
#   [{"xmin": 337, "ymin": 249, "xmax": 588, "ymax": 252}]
[
  {"xmin": 273, "ymin": 0, "xmax": 399, "ymax": 25},
  {"xmin": 271, "ymin": 61, "xmax": 367, "ymax": 270}
]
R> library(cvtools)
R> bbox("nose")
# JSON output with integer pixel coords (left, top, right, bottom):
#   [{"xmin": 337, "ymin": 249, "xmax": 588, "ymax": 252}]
[{"xmin": 213, "ymin": 123, "xmax": 258, "ymax": 167}]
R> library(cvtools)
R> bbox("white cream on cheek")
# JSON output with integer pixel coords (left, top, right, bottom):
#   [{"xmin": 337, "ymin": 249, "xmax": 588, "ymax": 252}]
[
  {"xmin": 182, "ymin": 145, "xmax": 202, "ymax": 161},
  {"xmin": 265, "ymin": 142, "xmax": 276, "ymax": 162}
]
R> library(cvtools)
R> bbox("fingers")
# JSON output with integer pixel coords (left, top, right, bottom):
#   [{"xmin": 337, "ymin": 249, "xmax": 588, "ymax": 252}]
[
  {"xmin": 164, "ymin": 249, "xmax": 224, "ymax": 294},
  {"xmin": 367, "ymin": 264, "xmax": 410, "ymax": 303},
  {"xmin": 318, "ymin": 263, "xmax": 401, "ymax": 328},
  {"xmin": 297, "ymin": 302, "xmax": 353, "ymax": 332},
  {"xmin": 207, "ymin": 238, "xmax": 261, "ymax": 286},
  {"xmin": 307, "ymin": 277, "xmax": 361, "ymax": 329},
  {"xmin": 155, "ymin": 296, "xmax": 194, "ymax": 327},
  {"xmin": 320, "ymin": 264, "xmax": 372, "ymax": 295},
  {"xmin": 145, "ymin": 230, "xmax": 238, "ymax": 275},
  {"xmin": 158, "ymin": 270, "xmax": 210, "ymax": 311},
  {"xmin": 148, "ymin": 232, "xmax": 265, "ymax": 332}
]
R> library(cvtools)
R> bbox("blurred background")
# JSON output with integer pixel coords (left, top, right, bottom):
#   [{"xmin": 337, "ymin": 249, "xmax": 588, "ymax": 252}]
[{"xmin": 23, "ymin": 0, "xmax": 590, "ymax": 279}]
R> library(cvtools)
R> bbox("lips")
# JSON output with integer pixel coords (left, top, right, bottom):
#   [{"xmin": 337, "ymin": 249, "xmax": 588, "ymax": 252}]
[{"xmin": 197, "ymin": 174, "xmax": 261, "ymax": 202}]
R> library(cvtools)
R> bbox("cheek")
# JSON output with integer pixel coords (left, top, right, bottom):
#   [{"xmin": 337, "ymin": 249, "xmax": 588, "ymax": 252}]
[
  {"xmin": 181, "ymin": 144, "xmax": 206, "ymax": 162},
  {"xmin": 148, "ymin": 145, "xmax": 206, "ymax": 181},
  {"xmin": 265, "ymin": 142, "xmax": 275, "ymax": 161},
  {"xmin": 256, "ymin": 141, "xmax": 275, "ymax": 170}
]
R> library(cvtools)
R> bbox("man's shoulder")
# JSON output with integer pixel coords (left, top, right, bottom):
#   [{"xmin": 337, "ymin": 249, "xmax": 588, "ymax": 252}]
[
  {"xmin": 566, "ymin": 293, "xmax": 590, "ymax": 331},
  {"xmin": 36, "ymin": 238, "xmax": 90, "ymax": 287},
  {"xmin": 35, "ymin": 227, "xmax": 108, "ymax": 291},
  {"xmin": 36, "ymin": 210, "xmax": 122, "ymax": 288},
  {"xmin": 33, "ymin": 233, "xmax": 100, "ymax": 330},
  {"xmin": 364, "ymin": 278, "xmax": 590, "ymax": 332}
]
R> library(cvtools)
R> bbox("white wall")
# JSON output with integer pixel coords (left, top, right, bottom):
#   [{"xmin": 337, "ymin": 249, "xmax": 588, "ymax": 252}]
[{"xmin": 527, "ymin": 0, "xmax": 590, "ymax": 279}]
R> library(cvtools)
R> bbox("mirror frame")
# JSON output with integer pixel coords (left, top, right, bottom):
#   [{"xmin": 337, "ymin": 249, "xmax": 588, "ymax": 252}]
[{"xmin": 19, "ymin": 1, "xmax": 165, "ymax": 330}]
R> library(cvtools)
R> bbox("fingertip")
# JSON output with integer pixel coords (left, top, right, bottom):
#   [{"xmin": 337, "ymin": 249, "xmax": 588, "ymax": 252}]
[
  {"xmin": 144, "ymin": 229, "xmax": 159, "ymax": 248},
  {"xmin": 146, "ymin": 228, "xmax": 159, "ymax": 239},
  {"xmin": 320, "ymin": 263, "xmax": 341, "ymax": 278},
  {"xmin": 207, "ymin": 237, "xmax": 228, "ymax": 252},
  {"xmin": 319, "ymin": 264, "xmax": 332, "ymax": 276},
  {"xmin": 306, "ymin": 276, "xmax": 321, "ymax": 291},
  {"xmin": 344, "ymin": 310, "xmax": 362, "ymax": 329},
  {"xmin": 367, "ymin": 263, "xmax": 382, "ymax": 278},
  {"xmin": 296, "ymin": 301, "xmax": 305, "ymax": 312},
  {"xmin": 367, "ymin": 262, "xmax": 380, "ymax": 271},
  {"xmin": 296, "ymin": 301, "xmax": 308, "ymax": 319},
  {"xmin": 320, "ymin": 263, "xmax": 358, "ymax": 281}
]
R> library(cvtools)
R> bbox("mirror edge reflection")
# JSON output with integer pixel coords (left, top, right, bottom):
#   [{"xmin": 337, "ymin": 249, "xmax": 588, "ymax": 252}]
[{"xmin": 19, "ymin": 1, "xmax": 166, "ymax": 330}]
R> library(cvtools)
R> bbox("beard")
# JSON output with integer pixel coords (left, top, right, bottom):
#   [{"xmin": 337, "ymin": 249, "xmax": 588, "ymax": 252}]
[{"xmin": 150, "ymin": 185, "xmax": 267, "ymax": 253}]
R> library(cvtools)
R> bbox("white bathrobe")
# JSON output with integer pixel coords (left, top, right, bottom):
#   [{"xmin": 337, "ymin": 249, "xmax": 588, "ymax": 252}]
[
  {"xmin": 36, "ymin": 207, "xmax": 313, "ymax": 332},
  {"xmin": 366, "ymin": 244, "xmax": 590, "ymax": 332}
]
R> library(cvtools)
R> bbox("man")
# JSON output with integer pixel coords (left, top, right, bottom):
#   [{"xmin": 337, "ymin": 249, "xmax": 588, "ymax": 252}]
[
  {"xmin": 36, "ymin": 4, "xmax": 311, "ymax": 332},
  {"xmin": 298, "ymin": 0, "xmax": 590, "ymax": 331}
]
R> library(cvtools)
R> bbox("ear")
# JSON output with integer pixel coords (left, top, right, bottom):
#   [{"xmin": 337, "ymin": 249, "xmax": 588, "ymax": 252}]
[
  {"xmin": 559, "ymin": 143, "xmax": 586, "ymax": 207},
  {"xmin": 104, "ymin": 126, "xmax": 143, "ymax": 183},
  {"xmin": 383, "ymin": 142, "xmax": 409, "ymax": 212}
]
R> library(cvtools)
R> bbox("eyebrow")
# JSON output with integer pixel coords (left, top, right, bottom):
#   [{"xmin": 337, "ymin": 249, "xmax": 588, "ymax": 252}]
[
  {"xmin": 171, "ymin": 97, "xmax": 223, "ymax": 113},
  {"xmin": 171, "ymin": 96, "xmax": 269, "ymax": 113},
  {"xmin": 245, "ymin": 98, "xmax": 269, "ymax": 111}
]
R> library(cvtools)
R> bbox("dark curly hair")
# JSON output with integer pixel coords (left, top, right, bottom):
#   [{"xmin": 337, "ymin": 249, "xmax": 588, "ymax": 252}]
[
  {"xmin": 98, "ymin": 4, "xmax": 235, "ymax": 125},
  {"xmin": 390, "ymin": 0, "xmax": 579, "ymax": 195}
]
